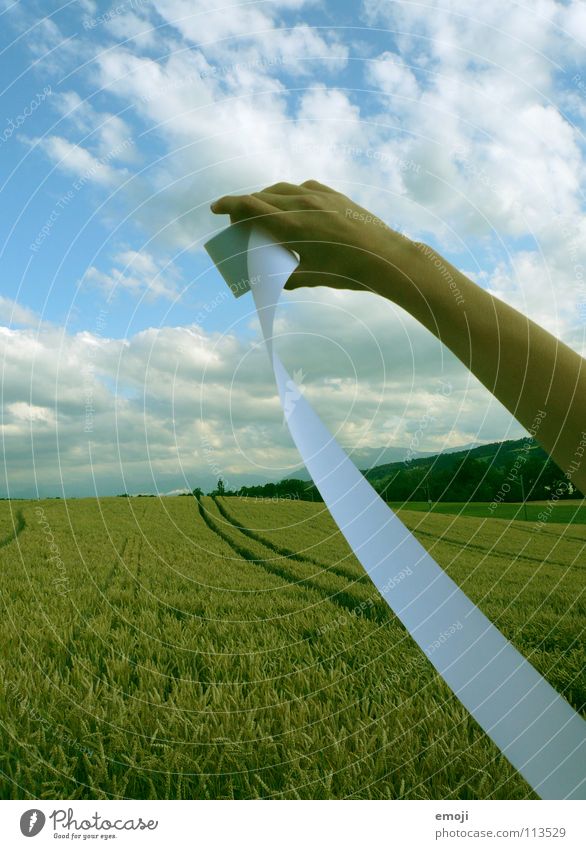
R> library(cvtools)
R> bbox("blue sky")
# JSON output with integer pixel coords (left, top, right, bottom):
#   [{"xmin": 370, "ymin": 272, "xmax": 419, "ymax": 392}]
[
  {"xmin": 2, "ymin": 0, "xmax": 376, "ymax": 337},
  {"xmin": 1, "ymin": 0, "xmax": 585, "ymax": 497}
]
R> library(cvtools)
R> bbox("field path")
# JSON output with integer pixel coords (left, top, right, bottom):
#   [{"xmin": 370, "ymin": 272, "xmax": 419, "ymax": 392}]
[
  {"xmin": 0, "ymin": 507, "xmax": 25, "ymax": 549},
  {"xmin": 212, "ymin": 495, "xmax": 362, "ymax": 582},
  {"xmin": 197, "ymin": 496, "xmax": 389, "ymax": 624}
]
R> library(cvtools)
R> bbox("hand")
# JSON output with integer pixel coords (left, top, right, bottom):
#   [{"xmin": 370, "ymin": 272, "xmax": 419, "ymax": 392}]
[{"xmin": 210, "ymin": 179, "xmax": 417, "ymax": 292}]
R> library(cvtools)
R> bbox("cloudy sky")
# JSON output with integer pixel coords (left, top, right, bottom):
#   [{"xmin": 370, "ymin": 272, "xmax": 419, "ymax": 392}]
[{"xmin": 1, "ymin": 0, "xmax": 585, "ymax": 497}]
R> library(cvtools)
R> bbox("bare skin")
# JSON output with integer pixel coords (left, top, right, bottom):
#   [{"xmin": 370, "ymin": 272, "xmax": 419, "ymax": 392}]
[{"xmin": 211, "ymin": 179, "xmax": 586, "ymax": 495}]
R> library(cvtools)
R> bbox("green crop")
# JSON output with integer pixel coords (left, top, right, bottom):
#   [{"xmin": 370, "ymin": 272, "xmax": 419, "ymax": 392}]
[{"xmin": 0, "ymin": 496, "xmax": 583, "ymax": 799}]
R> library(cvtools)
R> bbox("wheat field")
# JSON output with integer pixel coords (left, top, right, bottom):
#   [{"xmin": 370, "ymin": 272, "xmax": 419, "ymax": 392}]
[{"xmin": 0, "ymin": 495, "xmax": 584, "ymax": 799}]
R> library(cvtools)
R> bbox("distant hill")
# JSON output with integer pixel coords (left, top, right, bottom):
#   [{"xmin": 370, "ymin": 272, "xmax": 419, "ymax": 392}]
[
  {"xmin": 292, "ymin": 441, "xmax": 484, "ymax": 481},
  {"xmin": 235, "ymin": 436, "xmax": 583, "ymax": 503},
  {"xmin": 359, "ymin": 436, "xmax": 580, "ymax": 504},
  {"xmin": 363, "ymin": 437, "xmax": 547, "ymax": 482}
]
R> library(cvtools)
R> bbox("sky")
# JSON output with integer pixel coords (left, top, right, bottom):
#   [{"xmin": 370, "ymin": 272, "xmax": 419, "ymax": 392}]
[{"xmin": 0, "ymin": 0, "xmax": 585, "ymax": 497}]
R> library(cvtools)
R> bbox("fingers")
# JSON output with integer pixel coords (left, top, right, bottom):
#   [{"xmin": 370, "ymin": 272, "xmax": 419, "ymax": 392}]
[
  {"xmin": 260, "ymin": 182, "xmax": 307, "ymax": 195},
  {"xmin": 254, "ymin": 180, "xmax": 336, "ymax": 195},
  {"xmin": 284, "ymin": 264, "xmax": 364, "ymax": 292},
  {"xmin": 209, "ymin": 194, "xmax": 269, "ymax": 216},
  {"xmin": 210, "ymin": 193, "xmax": 291, "ymax": 231},
  {"xmin": 300, "ymin": 179, "xmax": 338, "ymax": 193},
  {"xmin": 211, "ymin": 180, "xmax": 337, "ymax": 213},
  {"xmin": 211, "ymin": 185, "xmax": 301, "ymax": 212},
  {"xmin": 252, "ymin": 191, "xmax": 314, "ymax": 210},
  {"xmin": 262, "ymin": 179, "xmax": 338, "ymax": 194},
  {"xmin": 252, "ymin": 191, "xmax": 339, "ymax": 214},
  {"xmin": 210, "ymin": 193, "xmax": 295, "ymax": 239},
  {"xmin": 209, "ymin": 179, "xmax": 340, "ymax": 255},
  {"xmin": 284, "ymin": 263, "xmax": 320, "ymax": 290}
]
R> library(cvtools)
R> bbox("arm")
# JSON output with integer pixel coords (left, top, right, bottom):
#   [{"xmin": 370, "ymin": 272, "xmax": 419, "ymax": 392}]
[{"xmin": 211, "ymin": 180, "xmax": 586, "ymax": 494}]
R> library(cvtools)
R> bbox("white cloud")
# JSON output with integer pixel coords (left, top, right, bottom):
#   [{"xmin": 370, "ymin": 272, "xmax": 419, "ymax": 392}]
[
  {"xmin": 366, "ymin": 52, "xmax": 421, "ymax": 100},
  {"xmin": 0, "ymin": 290, "xmax": 521, "ymax": 496},
  {"xmin": 34, "ymin": 135, "xmax": 123, "ymax": 186},
  {"xmin": 82, "ymin": 249, "xmax": 183, "ymax": 301},
  {"xmin": 0, "ymin": 296, "xmax": 42, "ymax": 328},
  {"xmin": 7, "ymin": 401, "xmax": 55, "ymax": 426},
  {"xmin": 355, "ymin": 0, "xmax": 586, "ymax": 342},
  {"xmin": 55, "ymin": 91, "xmax": 136, "ymax": 161},
  {"xmin": 84, "ymin": 0, "xmax": 586, "ymax": 299},
  {"xmin": 103, "ymin": 9, "xmax": 159, "ymax": 50},
  {"xmin": 23, "ymin": 16, "xmax": 81, "ymax": 68},
  {"xmin": 151, "ymin": 0, "xmax": 275, "ymax": 46},
  {"xmin": 149, "ymin": 0, "xmax": 339, "ymax": 72},
  {"xmin": 9, "ymin": 0, "xmax": 584, "ymax": 496}
]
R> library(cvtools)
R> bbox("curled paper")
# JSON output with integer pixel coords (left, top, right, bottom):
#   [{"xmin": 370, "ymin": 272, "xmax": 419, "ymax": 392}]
[{"xmin": 204, "ymin": 221, "xmax": 586, "ymax": 799}]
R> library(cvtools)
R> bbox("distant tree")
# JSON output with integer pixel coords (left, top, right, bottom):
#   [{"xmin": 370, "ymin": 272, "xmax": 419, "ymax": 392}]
[
  {"xmin": 216, "ymin": 478, "xmax": 225, "ymax": 496},
  {"xmin": 192, "ymin": 487, "xmax": 203, "ymax": 498}
]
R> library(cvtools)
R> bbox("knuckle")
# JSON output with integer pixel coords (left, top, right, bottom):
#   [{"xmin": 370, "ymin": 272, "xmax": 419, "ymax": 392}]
[
  {"xmin": 302, "ymin": 179, "xmax": 338, "ymax": 195},
  {"xmin": 265, "ymin": 181, "xmax": 296, "ymax": 193},
  {"xmin": 243, "ymin": 194, "xmax": 262, "ymax": 209},
  {"xmin": 299, "ymin": 194, "xmax": 320, "ymax": 209}
]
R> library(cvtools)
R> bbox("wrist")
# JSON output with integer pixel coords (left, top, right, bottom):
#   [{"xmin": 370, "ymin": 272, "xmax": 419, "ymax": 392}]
[
  {"xmin": 376, "ymin": 237, "xmax": 470, "ymax": 321},
  {"xmin": 366, "ymin": 232, "xmax": 428, "ymax": 302}
]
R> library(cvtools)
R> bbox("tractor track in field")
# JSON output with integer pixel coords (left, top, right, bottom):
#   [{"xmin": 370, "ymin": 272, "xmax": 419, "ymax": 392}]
[
  {"xmin": 409, "ymin": 526, "xmax": 585, "ymax": 571},
  {"xmin": 502, "ymin": 523, "xmax": 586, "ymax": 547},
  {"xmin": 0, "ymin": 509, "xmax": 25, "ymax": 549},
  {"xmin": 400, "ymin": 507, "xmax": 586, "ymax": 546},
  {"xmin": 196, "ymin": 497, "xmax": 390, "ymax": 624},
  {"xmin": 214, "ymin": 495, "xmax": 584, "ymax": 573},
  {"xmin": 212, "ymin": 495, "xmax": 365, "ymax": 584}
]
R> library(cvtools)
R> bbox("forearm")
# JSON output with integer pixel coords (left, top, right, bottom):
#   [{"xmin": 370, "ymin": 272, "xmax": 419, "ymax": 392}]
[{"xmin": 373, "ymin": 239, "xmax": 586, "ymax": 493}]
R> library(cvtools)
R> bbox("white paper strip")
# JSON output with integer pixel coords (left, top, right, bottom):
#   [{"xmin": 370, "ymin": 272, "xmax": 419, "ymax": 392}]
[{"xmin": 205, "ymin": 221, "xmax": 586, "ymax": 800}]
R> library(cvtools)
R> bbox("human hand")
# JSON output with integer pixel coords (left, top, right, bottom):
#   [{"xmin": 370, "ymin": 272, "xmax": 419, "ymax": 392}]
[{"xmin": 210, "ymin": 180, "xmax": 417, "ymax": 292}]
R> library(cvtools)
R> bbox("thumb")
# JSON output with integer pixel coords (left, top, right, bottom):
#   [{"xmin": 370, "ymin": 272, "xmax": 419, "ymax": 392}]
[{"xmin": 284, "ymin": 261, "xmax": 318, "ymax": 291}]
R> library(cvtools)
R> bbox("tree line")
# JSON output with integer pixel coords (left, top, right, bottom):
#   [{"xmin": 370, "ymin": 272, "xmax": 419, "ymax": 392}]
[{"xmin": 196, "ymin": 443, "xmax": 583, "ymax": 504}]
